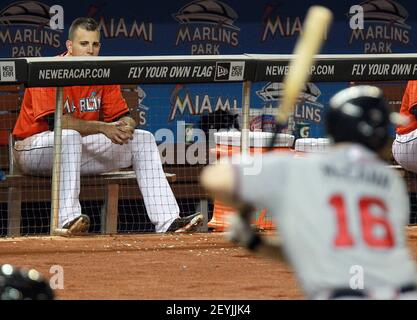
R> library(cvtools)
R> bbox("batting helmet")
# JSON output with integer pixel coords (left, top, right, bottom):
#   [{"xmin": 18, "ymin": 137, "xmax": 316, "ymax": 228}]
[
  {"xmin": 326, "ymin": 85, "xmax": 390, "ymax": 151},
  {"xmin": 0, "ymin": 264, "xmax": 54, "ymax": 300}
]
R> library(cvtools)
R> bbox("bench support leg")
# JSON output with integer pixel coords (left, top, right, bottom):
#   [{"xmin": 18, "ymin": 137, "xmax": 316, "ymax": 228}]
[
  {"xmin": 196, "ymin": 199, "xmax": 209, "ymax": 232},
  {"xmin": 7, "ymin": 187, "xmax": 22, "ymax": 237},
  {"xmin": 101, "ymin": 184, "xmax": 119, "ymax": 234}
]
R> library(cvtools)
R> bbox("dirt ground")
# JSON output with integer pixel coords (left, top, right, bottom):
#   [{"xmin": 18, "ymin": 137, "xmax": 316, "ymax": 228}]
[{"xmin": 1, "ymin": 227, "xmax": 417, "ymax": 300}]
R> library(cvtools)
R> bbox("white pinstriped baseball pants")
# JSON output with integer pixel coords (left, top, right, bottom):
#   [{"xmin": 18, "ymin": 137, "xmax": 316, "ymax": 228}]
[
  {"xmin": 13, "ymin": 129, "xmax": 180, "ymax": 232},
  {"xmin": 392, "ymin": 129, "xmax": 417, "ymax": 173}
]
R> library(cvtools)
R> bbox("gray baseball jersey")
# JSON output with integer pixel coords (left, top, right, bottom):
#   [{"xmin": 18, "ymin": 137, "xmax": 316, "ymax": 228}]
[{"xmin": 234, "ymin": 143, "xmax": 417, "ymax": 298}]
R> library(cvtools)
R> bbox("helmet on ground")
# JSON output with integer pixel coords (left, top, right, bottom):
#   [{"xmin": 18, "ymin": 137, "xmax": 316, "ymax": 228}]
[
  {"xmin": 326, "ymin": 85, "xmax": 390, "ymax": 151},
  {"xmin": 0, "ymin": 264, "xmax": 54, "ymax": 300}
]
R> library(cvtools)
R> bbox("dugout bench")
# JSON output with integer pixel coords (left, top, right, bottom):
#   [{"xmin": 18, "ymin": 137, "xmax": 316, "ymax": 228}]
[{"xmin": 0, "ymin": 85, "xmax": 209, "ymax": 236}]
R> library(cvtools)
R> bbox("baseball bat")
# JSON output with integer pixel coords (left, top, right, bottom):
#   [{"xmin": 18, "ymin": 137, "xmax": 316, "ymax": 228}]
[
  {"xmin": 242, "ymin": 6, "xmax": 332, "ymax": 222},
  {"xmin": 276, "ymin": 6, "xmax": 333, "ymax": 126}
]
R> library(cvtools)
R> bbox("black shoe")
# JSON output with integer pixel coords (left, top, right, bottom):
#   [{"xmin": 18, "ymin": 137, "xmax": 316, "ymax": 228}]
[
  {"xmin": 166, "ymin": 212, "xmax": 204, "ymax": 233},
  {"xmin": 62, "ymin": 214, "xmax": 90, "ymax": 235}
]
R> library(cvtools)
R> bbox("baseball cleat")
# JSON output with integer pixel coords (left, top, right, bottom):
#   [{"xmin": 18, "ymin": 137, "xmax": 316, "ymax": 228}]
[
  {"xmin": 61, "ymin": 214, "xmax": 90, "ymax": 236},
  {"xmin": 166, "ymin": 212, "xmax": 204, "ymax": 233}
]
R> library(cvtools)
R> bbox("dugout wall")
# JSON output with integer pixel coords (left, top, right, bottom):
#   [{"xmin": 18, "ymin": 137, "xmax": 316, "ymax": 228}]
[{"xmin": 1, "ymin": 54, "xmax": 417, "ymax": 235}]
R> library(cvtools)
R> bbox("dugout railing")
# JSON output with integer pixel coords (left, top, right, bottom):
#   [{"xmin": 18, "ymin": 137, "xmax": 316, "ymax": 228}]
[{"xmin": 1, "ymin": 54, "xmax": 417, "ymax": 236}]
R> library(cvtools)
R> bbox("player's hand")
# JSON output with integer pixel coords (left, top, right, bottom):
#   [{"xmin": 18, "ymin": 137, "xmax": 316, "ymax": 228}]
[
  {"xmin": 115, "ymin": 120, "xmax": 135, "ymax": 141},
  {"xmin": 102, "ymin": 122, "xmax": 133, "ymax": 145},
  {"xmin": 225, "ymin": 215, "xmax": 261, "ymax": 251}
]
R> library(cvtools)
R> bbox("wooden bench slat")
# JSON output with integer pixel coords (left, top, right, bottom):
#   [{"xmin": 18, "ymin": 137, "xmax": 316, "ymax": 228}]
[
  {"xmin": 1, "ymin": 171, "xmax": 176, "ymax": 188},
  {"xmin": 164, "ymin": 166, "xmax": 203, "ymax": 183},
  {"xmin": 0, "ymin": 182, "xmax": 206, "ymax": 202}
]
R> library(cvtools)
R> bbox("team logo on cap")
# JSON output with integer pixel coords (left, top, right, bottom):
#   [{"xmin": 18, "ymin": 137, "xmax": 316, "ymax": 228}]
[
  {"xmin": 348, "ymin": 0, "xmax": 411, "ymax": 53},
  {"xmin": 173, "ymin": 0, "xmax": 240, "ymax": 55}
]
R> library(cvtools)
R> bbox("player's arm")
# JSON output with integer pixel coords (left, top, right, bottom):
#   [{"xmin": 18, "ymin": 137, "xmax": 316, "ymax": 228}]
[
  {"xmin": 200, "ymin": 163, "xmax": 241, "ymax": 207},
  {"xmin": 405, "ymin": 81, "xmax": 417, "ymax": 118},
  {"xmin": 409, "ymin": 104, "xmax": 417, "ymax": 119},
  {"xmin": 118, "ymin": 115, "xmax": 136, "ymax": 129},
  {"xmin": 226, "ymin": 213, "xmax": 287, "ymax": 261},
  {"xmin": 201, "ymin": 162, "xmax": 286, "ymax": 262},
  {"xmin": 201, "ymin": 162, "xmax": 263, "ymax": 214},
  {"xmin": 101, "ymin": 85, "xmax": 136, "ymax": 137},
  {"xmin": 44, "ymin": 113, "xmax": 133, "ymax": 145},
  {"xmin": 115, "ymin": 114, "xmax": 136, "ymax": 141}
]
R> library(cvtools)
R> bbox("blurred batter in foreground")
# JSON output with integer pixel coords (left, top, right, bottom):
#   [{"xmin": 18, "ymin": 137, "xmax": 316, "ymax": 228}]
[{"xmin": 201, "ymin": 85, "xmax": 417, "ymax": 300}]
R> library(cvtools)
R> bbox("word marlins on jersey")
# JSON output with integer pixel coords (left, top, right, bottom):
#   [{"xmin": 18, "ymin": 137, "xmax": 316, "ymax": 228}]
[{"xmin": 64, "ymin": 92, "xmax": 101, "ymax": 114}]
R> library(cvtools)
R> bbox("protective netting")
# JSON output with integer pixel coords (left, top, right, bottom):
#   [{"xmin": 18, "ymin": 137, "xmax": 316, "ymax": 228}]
[{"xmin": 0, "ymin": 55, "xmax": 416, "ymax": 237}]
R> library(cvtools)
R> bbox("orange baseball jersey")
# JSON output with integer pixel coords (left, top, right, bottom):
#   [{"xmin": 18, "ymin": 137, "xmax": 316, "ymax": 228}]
[
  {"xmin": 13, "ymin": 85, "xmax": 129, "ymax": 139},
  {"xmin": 397, "ymin": 81, "xmax": 417, "ymax": 135}
]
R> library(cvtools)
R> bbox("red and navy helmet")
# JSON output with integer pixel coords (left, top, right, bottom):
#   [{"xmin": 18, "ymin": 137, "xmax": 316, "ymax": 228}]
[
  {"xmin": 0, "ymin": 264, "xmax": 54, "ymax": 300},
  {"xmin": 326, "ymin": 85, "xmax": 390, "ymax": 151}
]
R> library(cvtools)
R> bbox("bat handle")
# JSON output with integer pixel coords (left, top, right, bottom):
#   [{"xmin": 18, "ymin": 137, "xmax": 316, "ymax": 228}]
[
  {"xmin": 268, "ymin": 121, "xmax": 289, "ymax": 149},
  {"xmin": 239, "ymin": 204, "xmax": 254, "ymax": 221}
]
